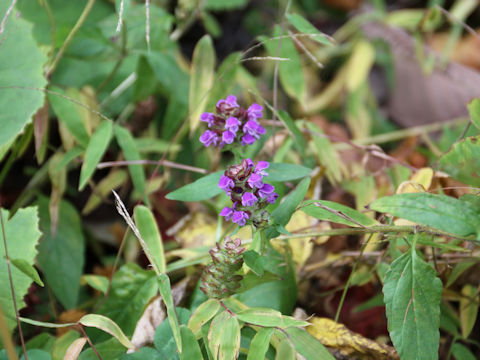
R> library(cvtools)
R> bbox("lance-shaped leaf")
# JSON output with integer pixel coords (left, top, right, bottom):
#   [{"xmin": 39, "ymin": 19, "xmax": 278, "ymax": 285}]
[
  {"xmin": 247, "ymin": 328, "xmax": 274, "ymax": 360},
  {"xmin": 302, "ymin": 199, "xmax": 377, "ymax": 227},
  {"xmin": 189, "ymin": 35, "xmax": 215, "ymax": 133},
  {"xmin": 286, "ymin": 13, "xmax": 332, "ymax": 45},
  {"xmin": 188, "ymin": 298, "xmax": 221, "ymax": 336},
  {"xmin": 158, "ymin": 273, "xmax": 182, "ymax": 355},
  {"xmin": 236, "ymin": 308, "xmax": 309, "ymax": 328},
  {"xmin": 208, "ymin": 311, "xmax": 240, "ymax": 360},
  {"xmin": 383, "ymin": 247, "xmax": 443, "ymax": 360},
  {"xmin": 80, "ymin": 314, "xmax": 135, "ymax": 349},
  {"xmin": 180, "ymin": 325, "xmax": 202, "ymax": 360}
]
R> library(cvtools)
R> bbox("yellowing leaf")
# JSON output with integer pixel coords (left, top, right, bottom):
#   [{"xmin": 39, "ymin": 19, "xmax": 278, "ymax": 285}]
[
  {"xmin": 346, "ymin": 41, "xmax": 375, "ymax": 91},
  {"xmin": 307, "ymin": 317, "xmax": 399, "ymax": 360},
  {"xmin": 460, "ymin": 284, "xmax": 479, "ymax": 338},
  {"xmin": 396, "ymin": 167, "xmax": 433, "ymax": 194},
  {"xmin": 79, "ymin": 314, "xmax": 135, "ymax": 349}
]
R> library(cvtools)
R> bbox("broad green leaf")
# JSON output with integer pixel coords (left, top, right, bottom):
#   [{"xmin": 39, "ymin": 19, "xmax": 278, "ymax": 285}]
[
  {"xmin": 180, "ymin": 325, "xmax": 202, "ymax": 360},
  {"xmin": 96, "ymin": 263, "xmax": 158, "ymax": 339},
  {"xmin": 370, "ymin": 193, "xmax": 480, "ymax": 238},
  {"xmin": 446, "ymin": 261, "xmax": 477, "ymax": 288},
  {"xmin": 237, "ymin": 271, "xmax": 281, "ymax": 294},
  {"xmin": 262, "ymin": 26, "xmax": 305, "ymax": 103},
  {"xmin": 243, "ymin": 250, "xmax": 267, "ymax": 276},
  {"xmin": 301, "ymin": 200, "xmax": 377, "ymax": 227},
  {"xmin": 78, "ymin": 338, "xmax": 125, "ymax": 360},
  {"xmin": 460, "ymin": 284, "xmax": 478, "ymax": 338},
  {"xmin": 37, "ymin": 197, "xmax": 85, "ymax": 309},
  {"xmin": 20, "ymin": 350, "xmax": 51, "ymax": 360},
  {"xmin": 439, "ymin": 136, "xmax": 480, "ymax": 187},
  {"xmin": 383, "ymin": 247, "xmax": 442, "ymax": 360},
  {"xmin": 306, "ymin": 122, "xmax": 345, "ymax": 184},
  {"xmin": 63, "ymin": 337, "xmax": 87, "ymax": 360},
  {"xmin": 452, "ymin": 343, "xmax": 476, "ymax": 360},
  {"xmin": 25, "ymin": 332, "xmax": 55, "ymax": 352},
  {"xmin": 275, "ymin": 338, "xmax": 295, "ymax": 360},
  {"xmin": 10, "ymin": 258, "xmax": 43, "ymax": 287},
  {"xmin": 48, "ymin": 87, "xmax": 90, "ymax": 148},
  {"xmin": 120, "ymin": 347, "xmax": 163, "ymax": 359},
  {"xmin": 166, "ymin": 171, "xmax": 223, "ymax": 201},
  {"xmin": 468, "ymin": 98, "xmax": 480, "ymax": 130},
  {"xmin": 284, "ymin": 327, "xmax": 334, "ymax": 360},
  {"xmin": 247, "ymin": 328, "xmax": 274, "ymax": 360},
  {"xmin": 266, "ymin": 163, "xmax": 311, "ymax": 182},
  {"xmin": 208, "ymin": 311, "xmax": 241, "ymax": 360},
  {"xmin": 286, "ymin": 13, "xmax": 332, "ymax": 45},
  {"xmin": 134, "ymin": 206, "xmax": 166, "ymax": 273},
  {"xmin": 236, "ymin": 308, "xmax": 309, "ymax": 328},
  {"xmin": 188, "ymin": 299, "xmax": 221, "ymax": 336},
  {"xmin": 81, "ymin": 275, "xmax": 109, "ymax": 294},
  {"xmin": 0, "ymin": 2, "xmax": 47, "ymax": 149},
  {"xmin": 79, "ymin": 120, "xmax": 113, "ymax": 190},
  {"xmin": 80, "ymin": 314, "xmax": 135, "ymax": 349},
  {"xmin": 153, "ymin": 307, "xmax": 192, "ymax": 360},
  {"xmin": 158, "ymin": 273, "xmax": 182, "ymax": 354},
  {"xmin": 51, "ymin": 330, "xmax": 80, "ymax": 360},
  {"xmin": 0, "ymin": 207, "xmax": 42, "ymax": 332},
  {"xmin": 133, "ymin": 56, "xmax": 157, "ymax": 102},
  {"xmin": 114, "ymin": 125, "xmax": 147, "ymax": 202},
  {"xmin": 189, "ymin": 35, "xmax": 215, "ymax": 132}
]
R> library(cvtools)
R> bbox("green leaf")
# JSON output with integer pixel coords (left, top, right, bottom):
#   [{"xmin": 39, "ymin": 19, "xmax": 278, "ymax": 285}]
[
  {"xmin": 0, "ymin": 207, "xmax": 42, "ymax": 332},
  {"xmin": 80, "ymin": 314, "xmax": 134, "ymax": 349},
  {"xmin": 301, "ymin": 200, "xmax": 377, "ymax": 227},
  {"xmin": 48, "ymin": 87, "xmax": 90, "ymax": 148},
  {"xmin": 133, "ymin": 56, "xmax": 157, "ymax": 102},
  {"xmin": 284, "ymin": 327, "xmax": 334, "ymax": 360},
  {"xmin": 266, "ymin": 163, "xmax": 311, "ymax": 182},
  {"xmin": 439, "ymin": 136, "xmax": 480, "ymax": 187},
  {"xmin": 467, "ymin": 98, "xmax": 480, "ymax": 130},
  {"xmin": 10, "ymin": 258, "xmax": 44, "ymax": 287},
  {"xmin": 153, "ymin": 308, "xmax": 191, "ymax": 360},
  {"xmin": 452, "ymin": 342, "xmax": 476, "ymax": 360},
  {"xmin": 243, "ymin": 250, "xmax": 267, "ymax": 276},
  {"xmin": 78, "ymin": 338, "xmax": 125, "ymax": 360},
  {"xmin": 306, "ymin": 122, "xmax": 345, "ymax": 184},
  {"xmin": 120, "ymin": 347, "xmax": 163, "ymax": 360},
  {"xmin": 82, "ymin": 170, "xmax": 128, "ymax": 215},
  {"xmin": 166, "ymin": 171, "xmax": 223, "ymax": 201},
  {"xmin": 370, "ymin": 193, "xmax": 480, "ymax": 238},
  {"xmin": 56, "ymin": 146, "xmax": 83, "ymax": 170},
  {"xmin": 262, "ymin": 26, "xmax": 305, "ymax": 103},
  {"xmin": 158, "ymin": 273, "xmax": 182, "ymax": 355},
  {"xmin": 208, "ymin": 311, "xmax": 241, "ymax": 360},
  {"xmin": 180, "ymin": 325, "xmax": 203, "ymax": 360},
  {"xmin": 51, "ymin": 330, "xmax": 80, "ymax": 360},
  {"xmin": 236, "ymin": 308, "xmax": 309, "ymax": 328},
  {"xmin": 63, "ymin": 337, "xmax": 88, "ymax": 360},
  {"xmin": 189, "ymin": 35, "xmax": 216, "ymax": 133},
  {"xmin": 114, "ymin": 125, "xmax": 147, "ymax": 202},
  {"xmin": 96, "ymin": 263, "xmax": 158, "ymax": 339},
  {"xmin": 275, "ymin": 338, "xmax": 296, "ymax": 360},
  {"xmin": 207, "ymin": 53, "xmax": 240, "ymax": 110},
  {"xmin": 37, "ymin": 197, "xmax": 85, "ymax": 309},
  {"xmin": 79, "ymin": 120, "xmax": 113, "ymax": 190},
  {"xmin": 276, "ymin": 110, "xmax": 305, "ymax": 153},
  {"xmin": 286, "ymin": 13, "xmax": 332, "ymax": 45},
  {"xmin": 0, "ymin": 2, "xmax": 47, "ymax": 149},
  {"xmin": 20, "ymin": 350, "xmax": 52, "ymax": 360},
  {"xmin": 247, "ymin": 328, "xmax": 274, "ymax": 360},
  {"xmin": 81, "ymin": 275, "xmax": 109, "ymax": 294},
  {"xmin": 204, "ymin": 0, "xmax": 248, "ymax": 10},
  {"xmin": 383, "ymin": 247, "xmax": 442, "ymax": 360},
  {"xmin": 134, "ymin": 206, "xmax": 166, "ymax": 273},
  {"xmin": 188, "ymin": 298, "xmax": 221, "ymax": 336}
]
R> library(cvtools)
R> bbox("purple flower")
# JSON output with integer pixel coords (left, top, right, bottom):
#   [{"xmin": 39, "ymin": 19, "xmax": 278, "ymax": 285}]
[
  {"xmin": 258, "ymin": 183, "xmax": 275, "ymax": 198},
  {"xmin": 255, "ymin": 161, "xmax": 269, "ymax": 176},
  {"xmin": 222, "ymin": 130, "xmax": 236, "ymax": 144},
  {"xmin": 200, "ymin": 130, "xmax": 220, "ymax": 147},
  {"xmin": 220, "ymin": 207, "xmax": 234, "ymax": 221},
  {"xmin": 218, "ymin": 175, "xmax": 234, "ymax": 192},
  {"xmin": 232, "ymin": 210, "xmax": 249, "ymax": 226},
  {"xmin": 265, "ymin": 192, "xmax": 278, "ymax": 204},
  {"xmin": 247, "ymin": 173, "xmax": 264, "ymax": 189},
  {"xmin": 242, "ymin": 192, "xmax": 258, "ymax": 207},
  {"xmin": 200, "ymin": 112, "xmax": 215, "ymax": 127},
  {"xmin": 241, "ymin": 134, "xmax": 256, "ymax": 146},
  {"xmin": 243, "ymin": 120, "xmax": 266, "ymax": 139},
  {"xmin": 217, "ymin": 95, "xmax": 239, "ymax": 112},
  {"xmin": 245, "ymin": 158, "xmax": 254, "ymax": 168},
  {"xmin": 247, "ymin": 103, "xmax": 263, "ymax": 121},
  {"xmin": 225, "ymin": 117, "xmax": 241, "ymax": 133}
]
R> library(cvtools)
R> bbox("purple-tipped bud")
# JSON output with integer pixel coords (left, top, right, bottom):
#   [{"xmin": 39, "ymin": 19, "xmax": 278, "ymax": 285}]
[
  {"xmin": 242, "ymin": 192, "xmax": 258, "ymax": 207},
  {"xmin": 225, "ymin": 117, "xmax": 241, "ymax": 133},
  {"xmin": 247, "ymin": 173, "xmax": 264, "ymax": 189},
  {"xmin": 217, "ymin": 95, "xmax": 239, "ymax": 113},
  {"xmin": 222, "ymin": 130, "xmax": 236, "ymax": 144},
  {"xmin": 200, "ymin": 112, "xmax": 215, "ymax": 127},
  {"xmin": 200, "ymin": 130, "xmax": 220, "ymax": 147},
  {"xmin": 232, "ymin": 210, "xmax": 249, "ymax": 226},
  {"xmin": 247, "ymin": 103, "xmax": 263, "ymax": 121}
]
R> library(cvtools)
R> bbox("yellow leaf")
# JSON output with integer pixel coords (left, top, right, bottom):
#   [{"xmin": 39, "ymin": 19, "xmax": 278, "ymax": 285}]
[
  {"xmin": 346, "ymin": 41, "xmax": 375, "ymax": 92},
  {"xmin": 460, "ymin": 284, "xmax": 479, "ymax": 338}
]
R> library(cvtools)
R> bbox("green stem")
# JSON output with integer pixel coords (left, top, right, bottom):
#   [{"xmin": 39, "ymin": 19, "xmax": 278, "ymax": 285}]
[
  {"xmin": 0, "ymin": 303, "xmax": 17, "ymax": 360},
  {"xmin": 46, "ymin": 0, "xmax": 96, "ymax": 78}
]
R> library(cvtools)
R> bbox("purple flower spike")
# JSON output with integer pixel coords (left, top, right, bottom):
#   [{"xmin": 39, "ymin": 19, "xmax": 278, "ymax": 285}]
[
  {"xmin": 241, "ymin": 134, "xmax": 256, "ymax": 146},
  {"xmin": 232, "ymin": 210, "xmax": 249, "ymax": 226},
  {"xmin": 247, "ymin": 103, "xmax": 263, "ymax": 121},
  {"xmin": 225, "ymin": 117, "xmax": 241, "ymax": 133},
  {"xmin": 200, "ymin": 130, "xmax": 219, "ymax": 147},
  {"xmin": 242, "ymin": 192, "xmax": 258, "ymax": 207},
  {"xmin": 220, "ymin": 207, "xmax": 234, "ymax": 221},
  {"xmin": 247, "ymin": 173, "xmax": 264, "ymax": 189},
  {"xmin": 258, "ymin": 183, "xmax": 275, "ymax": 198},
  {"xmin": 200, "ymin": 112, "xmax": 215, "ymax": 127},
  {"xmin": 243, "ymin": 120, "xmax": 266, "ymax": 140},
  {"xmin": 222, "ymin": 130, "xmax": 236, "ymax": 144},
  {"xmin": 255, "ymin": 161, "xmax": 269, "ymax": 176},
  {"xmin": 218, "ymin": 175, "xmax": 234, "ymax": 192},
  {"xmin": 265, "ymin": 192, "xmax": 279, "ymax": 204}
]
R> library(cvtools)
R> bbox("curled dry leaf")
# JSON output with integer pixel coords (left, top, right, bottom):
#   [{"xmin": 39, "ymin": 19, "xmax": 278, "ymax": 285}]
[{"xmin": 307, "ymin": 317, "xmax": 399, "ymax": 360}]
